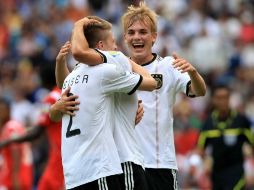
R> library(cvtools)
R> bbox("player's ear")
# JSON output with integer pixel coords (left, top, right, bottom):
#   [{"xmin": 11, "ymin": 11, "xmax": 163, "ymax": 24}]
[
  {"xmin": 123, "ymin": 33, "xmax": 128, "ymax": 43},
  {"xmin": 97, "ymin": 41, "xmax": 104, "ymax": 49},
  {"xmin": 152, "ymin": 32, "xmax": 157, "ymax": 46}
]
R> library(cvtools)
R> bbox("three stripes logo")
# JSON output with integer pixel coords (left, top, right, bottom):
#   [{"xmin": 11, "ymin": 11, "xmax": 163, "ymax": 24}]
[{"xmin": 98, "ymin": 177, "xmax": 108, "ymax": 190}]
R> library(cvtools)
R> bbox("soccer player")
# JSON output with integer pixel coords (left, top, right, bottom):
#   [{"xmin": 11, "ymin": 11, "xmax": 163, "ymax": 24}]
[
  {"xmin": 197, "ymin": 84, "xmax": 254, "ymax": 190},
  {"xmin": 0, "ymin": 97, "xmax": 33, "ymax": 190},
  {"xmin": 121, "ymin": 2, "xmax": 206, "ymax": 190},
  {"xmin": 70, "ymin": 16, "xmax": 156, "ymax": 190},
  {"xmin": 51, "ymin": 17, "xmax": 157, "ymax": 190}
]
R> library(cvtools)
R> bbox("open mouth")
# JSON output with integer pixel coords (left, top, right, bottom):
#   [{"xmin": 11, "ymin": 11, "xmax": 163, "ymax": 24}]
[{"xmin": 132, "ymin": 43, "xmax": 144, "ymax": 49}]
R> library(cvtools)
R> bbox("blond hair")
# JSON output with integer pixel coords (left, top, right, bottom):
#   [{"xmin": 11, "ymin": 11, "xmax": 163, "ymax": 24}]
[
  {"xmin": 121, "ymin": 1, "xmax": 158, "ymax": 33},
  {"xmin": 84, "ymin": 16, "xmax": 112, "ymax": 48}
]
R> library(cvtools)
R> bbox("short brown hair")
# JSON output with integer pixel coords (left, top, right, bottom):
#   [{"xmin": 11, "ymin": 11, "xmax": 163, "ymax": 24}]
[
  {"xmin": 121, "ymin": 1, "xmax": 158, "ymax": 33},
  {"xmin": 84, "ymin": 16, "xmax": 112, "ymax": 48}
]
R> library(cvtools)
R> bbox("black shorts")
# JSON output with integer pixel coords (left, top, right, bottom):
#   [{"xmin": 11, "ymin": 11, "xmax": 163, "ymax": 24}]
[
  {"xmin": 119, "ymin": 161, "xmax": 148, "ymax": 190},
  {"xmin": 68, "ymin": 175, "xmax": 121, "ymax": 190},
  {"xmin": 145, "ymin": 168, "xmax": 178, "ymax": 190},
  {"xmin": 212, "ymin": 164, "xmax": 245, "ymax": 190}
]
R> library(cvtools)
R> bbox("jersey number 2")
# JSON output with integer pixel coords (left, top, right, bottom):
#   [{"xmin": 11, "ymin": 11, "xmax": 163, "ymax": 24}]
[{"xmin": 66, "ymin": 92, "xmax": 81, "ymax": 138}]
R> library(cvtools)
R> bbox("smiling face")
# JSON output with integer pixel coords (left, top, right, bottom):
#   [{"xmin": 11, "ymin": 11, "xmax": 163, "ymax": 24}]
[
  {"xmin": 124, "ymin": 19, "xmax": 157, "ymax": 64},
  {"xmin": 121, "ymin": 2, "xmax": 158, "ymax": 65}
]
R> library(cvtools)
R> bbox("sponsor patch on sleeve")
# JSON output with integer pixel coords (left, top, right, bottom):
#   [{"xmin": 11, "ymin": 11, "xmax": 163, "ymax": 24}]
[{"xmin": 108, "ymin": 51, "xmax": 121, "ymax": 57}]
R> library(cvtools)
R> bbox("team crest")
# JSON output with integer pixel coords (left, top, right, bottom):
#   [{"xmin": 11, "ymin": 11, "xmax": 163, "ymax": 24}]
[{"xmin": 151, "ymin": 74, "xmax": 163, "ymax": 89}]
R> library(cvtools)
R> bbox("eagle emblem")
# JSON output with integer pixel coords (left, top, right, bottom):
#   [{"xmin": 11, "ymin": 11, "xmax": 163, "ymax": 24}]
[{"xmin": 151, "ymin": 74, "xmax": 163, "ymax": 89}]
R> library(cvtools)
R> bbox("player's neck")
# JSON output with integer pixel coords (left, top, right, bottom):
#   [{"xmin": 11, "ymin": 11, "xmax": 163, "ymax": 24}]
[{"xmin": 130, "ymin": 53, "xmax": 155, "ymax": 66}]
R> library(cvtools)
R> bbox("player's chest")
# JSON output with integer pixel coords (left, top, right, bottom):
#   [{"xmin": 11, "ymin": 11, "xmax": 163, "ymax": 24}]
[{"xmin": 147, "ymin": 67, "xmax": 175, "ymax": 92}]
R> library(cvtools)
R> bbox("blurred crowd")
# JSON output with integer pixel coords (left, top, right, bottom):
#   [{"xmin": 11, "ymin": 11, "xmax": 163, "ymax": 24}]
[{"xmin": 0, "ymin": 0, "xmax": 254, "ymax": 189}]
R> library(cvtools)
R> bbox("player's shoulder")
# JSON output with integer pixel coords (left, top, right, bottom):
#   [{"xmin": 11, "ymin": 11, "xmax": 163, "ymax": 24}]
[
  {"xmin": 107, "ymin": 50, "xmax": 125, "ymax": 57},
  {"xmin": 100, "ymin": 60, "xmax": 132, "ymax": 81},
  {"xmin": 153, "ymin": 55, "xmax": 175, "ymax": 72},
  {"xmin": 100, "ymin": 61, "xmax": 121, "ymax": 76},
  {"xmin": 96, "ymin": 49, "xmax": 126, "ymax": 63},
  {"xmin": 98, "ymin": 50, "xmax": 124, "ymax": 56},
  {"xmin": 234, "ymin": 112, "xmax": 251, "ymax": 128},
  {"xmin": 156, "ymin": 55, "xmax": 174, "ymax": 65},
  {"xmin": 200, "ymin": 115, "xmax": 215, "ymax": 131},
  {"xmin": 97, "ymin": 50, "xmax": 130, "ymax": 71}
]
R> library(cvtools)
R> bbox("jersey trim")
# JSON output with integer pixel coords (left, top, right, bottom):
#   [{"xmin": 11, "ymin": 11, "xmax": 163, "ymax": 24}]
[
  {"xmin": 130, "ymin": 53, "xmax": 157, "ymax": 67},
  {"xmin": 98, "ymin": 177, "xmax": 109, "ymax": 190},
  {"xmin": 186, "ymin": 80, "xmax": 196, "ymax": 98},
  {"xmin": 122, "ymin": 162, "xmax": 134, "ymax": 189},
  {"xmin": 95, "ymin": 49, "xmax": 107, "ymax": 63},
  {"xmin": 140, "ymin": 53, "xmax": 157, "ymax": 66},
  {"xmin": 128, "ymin": 75, "xmax": 143, "ymax": 95}
]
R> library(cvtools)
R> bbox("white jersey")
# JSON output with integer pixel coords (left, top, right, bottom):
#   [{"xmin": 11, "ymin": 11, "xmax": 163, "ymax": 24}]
[
  {"xmin": 135, "ymin": 54, "xmax": 191, "ymax": 170},
  {"xmin": 110, "ymin": 52, "xmax": 144, "ymax": 167},
  {"xmin": 61, "ymin": 50, "xmax": 142, "ymax": 189}
]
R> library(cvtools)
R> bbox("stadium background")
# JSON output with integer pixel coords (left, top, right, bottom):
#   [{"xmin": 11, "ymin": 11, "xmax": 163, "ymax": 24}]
[{"xmin": 0, "ymin": 0, "xmax": 254, "ymax": 189}]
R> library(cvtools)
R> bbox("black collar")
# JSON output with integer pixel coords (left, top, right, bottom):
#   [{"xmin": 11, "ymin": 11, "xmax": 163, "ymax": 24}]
[
  {"xmin": 130, "ymin": 53, "xmax": 157, "ymax": 67},
  {"xmin": 141, "ymin": 53, "xmax": 157, "ymax": 66}
]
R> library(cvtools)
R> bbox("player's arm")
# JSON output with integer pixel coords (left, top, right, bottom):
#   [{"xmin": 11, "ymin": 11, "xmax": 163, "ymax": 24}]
[
  {"xmin": 56, "ymin": 41, "xmax": 71, "ymax": 88},
  {"xmin": 0, "ymin": 126, "xmax": 43, "ymax": 149},
  {"xmin": 71, "ymin": 17, "xmax": 103, "ymax": 65},
  {"xmin": 172, "ymin": 52, "xmax": 206, "ymax": 97},
  {"xmin": 49, "ymin": 87, "xmax": 80, "ymax": 122},
  {"xmin": 130, "ymin": 59, "xmax": 157, "ymax": 91}
]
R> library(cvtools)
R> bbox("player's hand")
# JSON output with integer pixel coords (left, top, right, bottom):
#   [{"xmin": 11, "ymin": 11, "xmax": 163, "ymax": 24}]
[
  {"xmin": 135, "ymin": 100, "xmax": 144, "ymax": 125},
  {"xmin": 172, "ymin": 52, "xmax": 196, "ymax": 74},
  {"xmin": 74, "ymin": 17, "xmax": 100, "ymax": 28},
  {"xmin": 55, "ymin": 87, "xmax": 80, "ymax": 116},
  {"xmin": 56, "ymin": 41, "xmax": 71, "ymax": 64}
]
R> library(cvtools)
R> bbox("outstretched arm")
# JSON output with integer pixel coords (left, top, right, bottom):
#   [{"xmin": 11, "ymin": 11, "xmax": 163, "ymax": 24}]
[
  {"xmin": 0, "ymin": 126, "xmax": 43, "ymax": 149},
  {"xmin": 56, "ymin": 41, "xmax": 71, "ymax": 88},
  {"xmin": 71, "ymin": 17, "xmax": 103, "ymax": 65},
  {"xmin": 172, "ymin": 52, "xmax": 206, "ymax": 97}
]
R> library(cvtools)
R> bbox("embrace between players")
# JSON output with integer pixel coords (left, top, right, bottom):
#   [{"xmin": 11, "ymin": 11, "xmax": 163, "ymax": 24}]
[{"xmin": 50, "ymin": 2, "xmax": 206, "ymax": 190}]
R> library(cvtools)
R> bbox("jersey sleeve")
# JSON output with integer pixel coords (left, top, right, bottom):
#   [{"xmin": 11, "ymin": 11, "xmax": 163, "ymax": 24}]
[
  {"xmin": 240, "ymin": 115, "xmax": 254, "ymax": 145},
  {"xmin": 96, "ymin": 50, "xmax": 132, "ymax": 71},
  {"xmin": 94, "ymin": 49, "xmax": 107, "ymax": 63},
  {"xmin": 167, "ymin": 56, "xmax": 191, "ymax": 95},
  {"xmin": 96, "ymin": 50, "xmax": 141, "ymax": 95},
  {"xmin": 101, "ymin": 63, "xmax": 142, "ymax": 95}
]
